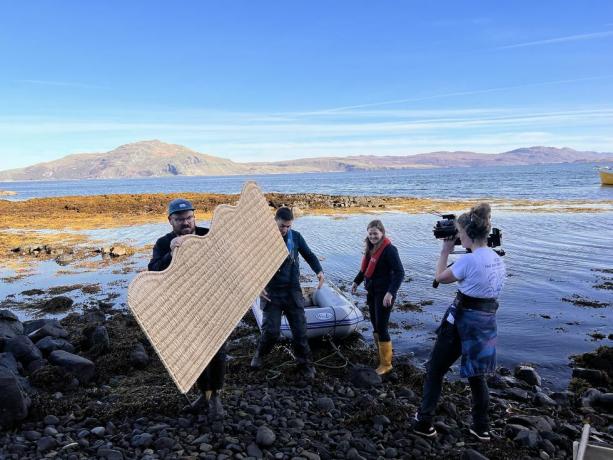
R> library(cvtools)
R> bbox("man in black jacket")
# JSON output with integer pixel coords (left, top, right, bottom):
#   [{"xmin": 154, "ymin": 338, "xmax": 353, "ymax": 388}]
[
  {"xmin": 250, "ymin": 207, "xmax": 324, "ymax": 379},
  {"xmin": 148, "ymin": 198, "xmax": 226, "ymax": 419}
]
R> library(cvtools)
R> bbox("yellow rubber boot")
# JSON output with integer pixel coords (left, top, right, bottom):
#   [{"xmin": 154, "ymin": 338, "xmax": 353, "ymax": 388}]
[{"xmin": 376, "ymin": 341, "xmax": 393, "ymax": 375}]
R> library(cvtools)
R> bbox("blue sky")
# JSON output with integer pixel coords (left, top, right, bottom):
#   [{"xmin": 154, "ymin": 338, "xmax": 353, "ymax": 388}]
[{"xmin": 1, "ymin": 1, "xmax": 612, "ymax": 169}]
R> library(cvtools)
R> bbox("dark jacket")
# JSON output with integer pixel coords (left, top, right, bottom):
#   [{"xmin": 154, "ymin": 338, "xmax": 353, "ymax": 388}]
[
  {"xmin": 267, "ymin": 229, "xmax": 323, "ymax": 291},
  {"xmin": 353, "ymin": 244, "xmax": 404, "ymax": 297},
  {"xmin": 148, "ymin": 226, "xmax": 209, "ymax": 272}
]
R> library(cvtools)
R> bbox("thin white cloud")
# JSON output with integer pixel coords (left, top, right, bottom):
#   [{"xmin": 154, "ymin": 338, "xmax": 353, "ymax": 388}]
[
  {"xmin": 498, "ymin": 30, "xmax": 613, "ymax": 49},
  {"xmin": 301, "ymin": 76, "xmax": 613, "ymax": 114},
  {"xmin": 19, "ymin": 79, "xmax": 105, "ymax": 89}
]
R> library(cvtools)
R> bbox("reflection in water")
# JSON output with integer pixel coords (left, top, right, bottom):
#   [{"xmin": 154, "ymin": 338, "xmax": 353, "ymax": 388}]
[{"xmin": 0, "ymin": 211, "xmax": 611, "ymax": 388}]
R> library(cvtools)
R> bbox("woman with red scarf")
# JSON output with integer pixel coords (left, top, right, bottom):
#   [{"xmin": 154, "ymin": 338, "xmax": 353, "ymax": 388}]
[{"xmin": 352, "ymin": 220, "xmax": 405, "ymax": 375}]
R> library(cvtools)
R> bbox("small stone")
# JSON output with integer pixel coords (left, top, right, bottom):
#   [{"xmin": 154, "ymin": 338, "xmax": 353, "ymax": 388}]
[
  {"xmin": 91, "ymin": 426, "xmax": 105, "ymax": 437},
  {"xmin": 131, "ymin": 433, "xmax": 153, "ymax": 448},
  {"xmin": 255, "ymin": 426, "xmax": 276, "ymax": 447},
  {"xmin": 23, "ymin": 430, "xmax": 42, "ymax": 441},
  {"xmin": 37, "ymin": 436, "xmax": 58, "ymax": 452},
  {"xmin": 44, "ymin": 414, "xmax": 60, "ymax": 425},
  {"xmin": 514, "ymin": 430, "xmax": 540, "ymax": 448},
  {"xmin": 43, "ymin": 426, "xmax": 58, "ymax": 436},
  {"xmin": 154, "ymin": 436, "xmax": 175, "ymax": 450},
  {"xmin": 316, "ymin": 397, "xmax": 335, "ymax": 412},
  {"xmin": 514, "ymin": 365, "xmax": 542, "ymax": 386}
]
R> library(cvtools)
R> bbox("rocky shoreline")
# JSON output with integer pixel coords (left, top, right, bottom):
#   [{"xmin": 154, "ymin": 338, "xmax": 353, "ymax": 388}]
[{"xmin": 1, "ymin": 297, "xmax": 612, "ymax": 460}]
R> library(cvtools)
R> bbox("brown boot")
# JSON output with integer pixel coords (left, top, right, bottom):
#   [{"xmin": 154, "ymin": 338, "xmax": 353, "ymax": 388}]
[{"xmin": 376, "ymin": 340, "xmax": 393, "ymax": 375}]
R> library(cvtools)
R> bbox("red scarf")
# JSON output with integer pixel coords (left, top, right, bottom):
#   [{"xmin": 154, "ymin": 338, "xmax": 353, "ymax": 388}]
[{"xmin": 360, "ymin": 237, "xmax": 391, "ymax": 279}]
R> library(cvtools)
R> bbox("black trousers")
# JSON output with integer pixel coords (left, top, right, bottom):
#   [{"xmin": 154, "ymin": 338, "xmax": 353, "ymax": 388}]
[
  {"xmin": 367, "ymin": 290, "xmax": 393, "ymax": 342},
  {"xmin": 256, "ymin": 289, "xmax": 312, "ymax": 365},
  {"xmin": 418, "ymin": 321, "xmax": 490, "ymax": 431},
  {"xmin": 196, "ymin": 342, "xmax": 227, "ymax": 392}
]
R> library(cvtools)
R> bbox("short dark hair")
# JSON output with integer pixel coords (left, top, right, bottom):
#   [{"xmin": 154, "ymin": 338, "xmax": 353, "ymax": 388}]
[{"xmin": 275, "ymin": 206, "xmax": 294, "ymax": 221}]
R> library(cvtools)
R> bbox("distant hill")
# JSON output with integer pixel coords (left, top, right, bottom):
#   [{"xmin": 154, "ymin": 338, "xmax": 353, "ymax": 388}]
[{"xmin": 0, "ymin": 140, "xmax": 611, "ymax": 180}]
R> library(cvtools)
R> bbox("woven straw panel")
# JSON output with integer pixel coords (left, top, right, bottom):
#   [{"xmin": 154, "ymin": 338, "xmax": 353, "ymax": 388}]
[{"xmin": 128, "ymin": 182, "xmax": 288, "ymax": 393}]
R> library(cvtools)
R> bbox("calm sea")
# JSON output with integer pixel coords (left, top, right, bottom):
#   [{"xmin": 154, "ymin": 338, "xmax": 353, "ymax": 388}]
[
  {"xmin": 1, "ymin": 162, "xmax": 612, "ymax": 388},
  {"xmin": 2, "ymin": 162, "xmax": 613, "ymax": 201}
]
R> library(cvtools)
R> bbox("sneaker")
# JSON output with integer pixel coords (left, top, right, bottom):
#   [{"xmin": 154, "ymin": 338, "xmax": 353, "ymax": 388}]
[
  {"xmin": 413, "ymin": 419, "xmax": 437, "ymax": 438},
  {"xmin": 250, "ymin": 352, "xmax": 263, "ymax": 369},
  {"xmin": 469, "ymin": 426, "xmax": 491, "ymax": 442}
]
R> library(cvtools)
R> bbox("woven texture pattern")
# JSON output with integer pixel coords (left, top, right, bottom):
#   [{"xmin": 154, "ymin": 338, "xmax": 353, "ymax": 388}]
[{"xmin": 128, "ymin": 182, "xmax": 288, "ymax": 393}]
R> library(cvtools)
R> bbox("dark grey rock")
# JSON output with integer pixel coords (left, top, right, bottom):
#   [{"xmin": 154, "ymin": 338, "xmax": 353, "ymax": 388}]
[
  {"xmin": 35, "ymin": 336, "xmax": 75, "ymax": 355},
  {"xmin": 23, "ymin": 319, "xmax": 62, "ymax": 335},
  {"xmin": 256, "ymin": 426, "xmax": 276, "ymax": 447},
  {"xmin": 596, "ymin": 393, "xmax": 613, "ymax": 411},
  {"xmin": 534, "ymin": 392, "xmax": 558, "ymax": 407},
  {"xmin": 44, "ymin": 414, "xmax": 60, "ymax": 425},
  {"xmin": 0, "ymin": 368, "xmax": 30, "ymax": 426},
  {"xmin": 91, "ymin": 426, "xmax": 105, "ymax": 437},
  {"xmin": 154, "ymin": 436, "xmax": 175, "ymax": 450},
  {"xmin": 372, "ymin": 414, "xmax": 391, "ymax": 426},
  {"xmin": 503, "ymin": 387, "xmax": 531, "ymax": 402},
  {"xmin": 514, "ymin": 430, "xmax": 540, "ymax": 448},
  {"xmin": 246, "ymin": 442, "xmax": 262, "ymax": 458},
  {"xmin": 550, "ymin": 391, "xmax": 572, "ymax": 406},
  {"xmin": 48, "ymin": 350, "xmax": 95, "ymax": 384},
  {"xmin": 97, "ymin": 448, "xmax": 124, "ymax": 460},
  {"xmin": 129, "ymin": 343, "xmax": 149, "ymax": 369},
  {"xmin": 507, "ymin": 415, "xmax": 555, "ymax": 432},
  {"xmin": 581, "ymin": 388, "xmax": 602, "ymax": 407},
  {"xmin": 131, "ymin": 433, "xmax": 153, "ymax": 448},
  {"xmin": 23, "ymin": 430, "xmax": 42, "ymax": 441},
  {"xmin": 0, "ymin": 310, "xmax": 23, "ymax": 338},
  {"xmin": 43, "ymin": 426, "xmax": 58, "ymax": 436},
  {"xmin": 0, "ymin": 352, "xmax": 20, "ymax": 374},
  {"xmin": 37, "ymin": 436, "xmax": 58, "ymax": 452},
  {"xmin": 28, "ymin": 323, "xmax": 69, "ymax": 343},
  {"xmin": 350, "ymin": 366, "xmax": 381, "ymax": 388},
  {"xmin": 42, "ymin": 296, "xmax": 73, "ymax": 312},
  {"xmin": 4, "ymin": 335, "xmax": 42, "ymax": 364},
  {"xmin": 515, "ymin": 365, "xmax": 542, "ymax": 386},
  {"xmin": 316, "ymin": 397, "xmax": 335, "ymax": 412},
  {"xmin": 385, "ymin": 447, "xmax": 398, "ymax": 458}
]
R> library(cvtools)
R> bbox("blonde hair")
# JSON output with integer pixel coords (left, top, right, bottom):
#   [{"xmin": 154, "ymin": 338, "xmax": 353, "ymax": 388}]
[{"xmin": 457, "ymin": 203, "xmax": 491, "ymax": 241}]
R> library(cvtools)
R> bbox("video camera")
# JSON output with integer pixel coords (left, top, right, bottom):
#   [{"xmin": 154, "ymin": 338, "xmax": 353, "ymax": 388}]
[{"xmin": 433, "ymin": 214, "xmax": 504, "ymax": 255}]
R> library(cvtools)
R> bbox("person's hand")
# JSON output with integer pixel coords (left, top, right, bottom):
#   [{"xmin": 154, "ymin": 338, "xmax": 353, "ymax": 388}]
[
  {"xmin": 170, "ymin": 236, "xmax": 187, "ymax": 255},
  {"xmin": 383, "ymin": 292, "xmax": 394, "ymax": 308},
  {"xmin": 351, "ymin": 282, "xmax": 358, "ymax": 295},
  {"xmin": 260, "ymin": 288, "xmax": 271, "ymax": 303},
  {"xmin": 316, "ymin": 271, "xmax": 325, "ymax": 289},
  {"xmin": 441, "ymin": 236, "xmax": 455, "ymax": 255}
]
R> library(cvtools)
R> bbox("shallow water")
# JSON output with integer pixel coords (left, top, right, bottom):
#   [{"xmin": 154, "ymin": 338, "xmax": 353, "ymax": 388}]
[{"xmin": 1, "ymin": 211, "xmax": 611, "ymax": 389}]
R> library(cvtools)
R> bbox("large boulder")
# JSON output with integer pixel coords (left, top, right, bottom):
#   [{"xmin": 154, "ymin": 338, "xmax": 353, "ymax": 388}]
[
  {"xmin": 573, "ymin": 368, "xmax": 610, "ymax": 387},
  {"xmin": 0, "ymin": 310, "xmax": 23, "ymax": 339},
  {"xmin": 4, "ymin": 336, "xmax": 43, "ymax": 364},
  {"xmin": 350, "ymin": 366, "xmax": 382, "ymax": 388},
  {"xmin": 0, "ymin": 352, "xmax": 20, "ymax": 375},
  {"xmin": 23, "ymin": 319, "xmax": 63, "ymax": 335},
  {"xmin": 48, "ymin": 351, "xmax": 95, "ymax": 384},
  {"xmin": 28, "ymin": 323, "xmax": 69, "ymax": 343},
  {"xmin": 35, "ymin": 336, "xmax": 75, "ymax": 355},
  {"xmin": 0, "ymin": 367, "xmax": 30, "ymax": 427}
]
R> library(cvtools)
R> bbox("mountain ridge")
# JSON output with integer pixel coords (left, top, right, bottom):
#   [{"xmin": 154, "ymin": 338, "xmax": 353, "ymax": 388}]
[{"xmin": 0, "ymin": 140, "xmax": 610, "ymax": 181}]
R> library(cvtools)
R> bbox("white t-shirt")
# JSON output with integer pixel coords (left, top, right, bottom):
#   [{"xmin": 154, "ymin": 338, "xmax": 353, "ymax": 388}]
[{"xmin": 451, "ymin": 247, "xmax": 506, "ymax": 299}]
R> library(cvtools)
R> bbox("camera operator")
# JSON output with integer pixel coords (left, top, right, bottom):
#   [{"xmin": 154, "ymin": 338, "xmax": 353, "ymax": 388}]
[{"xmin": 414, "ymin": 203, "xmax": 505, "ymax": 442}]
